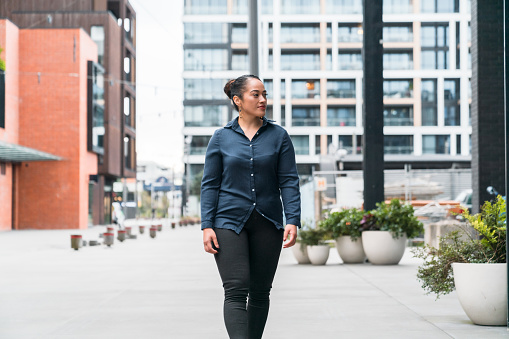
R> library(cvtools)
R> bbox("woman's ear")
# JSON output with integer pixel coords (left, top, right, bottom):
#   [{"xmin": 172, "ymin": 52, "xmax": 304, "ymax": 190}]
[{"xmin": 233, "ymin": 95, "xmax": 241, "ymax": 107}]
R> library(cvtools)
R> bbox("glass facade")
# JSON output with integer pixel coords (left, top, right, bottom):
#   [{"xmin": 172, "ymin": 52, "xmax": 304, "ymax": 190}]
[
  {"xmin": 90, "ymin": 26, "xmax": 105, "ymax": 65},
  {"xmin": 184, "ymin": 49, "xmax": 228, "ymax": 71},
  {"xmin": 383, "ymin": 106, "xmax": 413, "ymax": 126},
  {"xmin": 383, "ymin": 25, "xmax": 413, "ymax": 42},
  {"xmin": 292, "ymin": 107, "xmax": 320, "ymax": 126},
  {"xmin": 184, "ymin": 79, "xmax": 227, "ymax": 100},
  {"xmin": 421, "ymin": 0, "xmax": 459, "ymax": 13},
  {"xmin": 184, "ymin": 23, "xmax": 228, "ymax": 43},
  {"xmin": 338, "ymin": 52, "xmax": 362, "ymax": 70},
  {"xmin": 281, "ymin": 24, "xmax": 320, "ymax": 43},
  {"xmin": 423, "ymin": 135, "xmax": 450, "ymax": 154},
  {"xmin": 88, "ymin": 62, "xmax": 105, "ymax": 154},
  {"xmin": 421, "ymin": 23, "xmax": 448, "ymax": 69},
  {"xmin": 281, "ymin": 0, "xmax": 320, "ymax": 14},
  {"xmin": 327, "ymin": 80, "xmax": 355, "ymax": 98},
  {"xmin": 444, "ymin": 79, "xmax": 460, "ymax": 126},
  {"xmin": 232, "ymin": 24, "xmax": 248, "ymax": 43},
  {"xmin": 384, "ymin": 52, "xmax": 413, "ymax": 70},
  {"xmin": 326, "ymin": 0, "xmax": 362, "ymax": 14},
  {"xmin": 384, "ymin": 0, "xmax": 413, "ymax": 13},
  {"xmin": 290, "ymin": 135, "xmax": 310, "ymax": 155},
  {"xmin": 384, "ymin": 135, "xmax": 413, "ymax": 154},
  {"xmin": 338, "ymin": 25, "xmax": 363, "ymax": 43},
  {"xmin": 421, "ymin": 79, "xmax": 437, "ymax": 126},
  {"xmin": 327, "ymin": 107, "xmax": 356, "ymax": 126},
  {"xmin": 184, "ymin": 0, "xmax": 227, "ymax": 15},
  {"xmin": 383, "ymin": 80, "xmax": 413, "ymax": 98},
  {"xmin": 292, "ymin": 80, "xmax": 320, "ymax": 99},
  {"xmin": 184, "ymin": 105, "xmax": 228, "ymax": 127},
  {"xmin": 190, "ymin": 136, "xmax": 211, "ymax": 155},
  {"xmin": 281, "ymin": 52, "xmax": 320, "ymax": 70}
]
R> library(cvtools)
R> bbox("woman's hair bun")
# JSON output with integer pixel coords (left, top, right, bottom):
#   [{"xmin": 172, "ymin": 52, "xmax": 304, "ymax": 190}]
[{"xmin": 224, "ymin": 79, "xmax": 236, "ymax": 99}]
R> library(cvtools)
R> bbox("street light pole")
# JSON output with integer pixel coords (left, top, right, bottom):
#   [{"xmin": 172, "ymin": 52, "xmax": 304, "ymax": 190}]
[{"xmin": 249, "ymin": 0, "xmax": 259, "ymax": 75}]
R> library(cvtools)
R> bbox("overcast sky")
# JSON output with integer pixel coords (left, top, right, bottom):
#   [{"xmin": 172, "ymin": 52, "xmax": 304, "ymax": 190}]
[{"xmin": 130, "ymin": 0, "xmax": 184, "ymax": 173}]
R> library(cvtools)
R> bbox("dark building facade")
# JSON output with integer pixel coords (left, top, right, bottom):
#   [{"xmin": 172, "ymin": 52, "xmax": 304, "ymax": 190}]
[{"xmin": 0, "ymin": 0, "xmax": 137, "ymax": 224}]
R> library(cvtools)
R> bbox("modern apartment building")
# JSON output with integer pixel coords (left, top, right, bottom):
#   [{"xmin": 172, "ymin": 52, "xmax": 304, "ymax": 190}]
[
  {"xmin": 0, "ymin": 0, "xmax": 136, "ymax": 228},
  {"xmin": 183, "ymin": 0, "xmax": 472, "ymax": 183}
]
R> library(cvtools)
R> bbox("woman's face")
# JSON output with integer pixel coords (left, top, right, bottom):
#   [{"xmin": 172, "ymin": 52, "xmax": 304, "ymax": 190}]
[{"xmin": 234, "ymin": 78, "xmax": 267, "ymax": 119}]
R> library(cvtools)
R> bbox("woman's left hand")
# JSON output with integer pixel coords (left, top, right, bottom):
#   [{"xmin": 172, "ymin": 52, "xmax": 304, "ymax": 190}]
[{"xmin": 283, "ymin": 224, "xmax": 297, "ymax": 248}]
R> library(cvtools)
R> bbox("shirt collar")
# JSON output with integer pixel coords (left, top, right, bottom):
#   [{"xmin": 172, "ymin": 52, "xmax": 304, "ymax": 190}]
[{"xmin": 224, "ymin": 116, "xmax": 275, "ymax": 131}]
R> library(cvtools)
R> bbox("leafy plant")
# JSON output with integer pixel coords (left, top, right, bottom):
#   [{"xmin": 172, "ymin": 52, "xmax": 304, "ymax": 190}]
[
  {"xmin": 0, "ymin": 47, "xmax": 5, "ymax": 71},
  {"xmin": 361, "ymin": 199, "xmax": 423, "ymax": 239},
  {"xmin": 413, "ymin": 196, "xmax": 507, "ymax": 299},
  {"xmin": 299, "ymin": 227, "xmax": 330, "ymax": 248},
  {"xmin": 319, "ymin": 208, "xmax": 364, "ymax": 241}
]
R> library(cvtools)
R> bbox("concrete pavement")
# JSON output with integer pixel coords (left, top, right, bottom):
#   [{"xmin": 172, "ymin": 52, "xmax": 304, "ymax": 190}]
[{"xmin": 0, "ymin": 220, "xmax": 507, "ymax": 339}]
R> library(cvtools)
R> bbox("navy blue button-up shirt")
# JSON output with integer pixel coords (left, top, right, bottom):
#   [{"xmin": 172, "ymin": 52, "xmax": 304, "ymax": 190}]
[{"xmin": 200, "ymin": 117, "xmax": 301, "ymax": 234}]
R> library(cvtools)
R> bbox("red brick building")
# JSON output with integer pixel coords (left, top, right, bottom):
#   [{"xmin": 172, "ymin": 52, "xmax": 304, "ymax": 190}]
[{"xmin": 0, "ymin": 19, "xmax": 99, "ymax": 230}]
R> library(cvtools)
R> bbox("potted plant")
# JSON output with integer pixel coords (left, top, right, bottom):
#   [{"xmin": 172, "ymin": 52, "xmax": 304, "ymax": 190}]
[
  {"xmin": 298, "ymin": 227, "xmax": 331, "ymax": 265},
  {"xmin": 361, "ymin": 199, "xmax": 423, "ymax": 265},
  {"xmin": 292, "ymin": 223, "xmax": 311, "ymax": 264},
  {"xmin": 413, "ymin": 196, "xmax": 507, "ymax": 326},
  {"xmin": 320, "ymin": 208, "xmax": 366, "ymax": 264}
]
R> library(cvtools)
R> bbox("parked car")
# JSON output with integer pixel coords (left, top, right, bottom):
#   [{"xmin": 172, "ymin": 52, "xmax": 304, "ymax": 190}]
[{"xmin": 454, "ymin": 189, "xmax": 472, "ymax": 211}]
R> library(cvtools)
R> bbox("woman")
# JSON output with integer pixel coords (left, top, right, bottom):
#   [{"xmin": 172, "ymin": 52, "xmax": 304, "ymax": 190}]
[{"xmin": 201, "ymin": 74, "xmax": 301, "ymax": 339}]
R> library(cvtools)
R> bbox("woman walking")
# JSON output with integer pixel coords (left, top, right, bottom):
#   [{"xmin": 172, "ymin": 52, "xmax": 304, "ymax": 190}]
[{"xmin": 201, "ymin": 74, "xmax": 301, "ymax": 339}]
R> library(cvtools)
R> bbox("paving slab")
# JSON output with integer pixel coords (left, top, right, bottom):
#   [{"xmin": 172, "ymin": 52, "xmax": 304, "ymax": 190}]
[{"xmin": 0, "ymin": 221, "xmax": 507, "ymax": 339}]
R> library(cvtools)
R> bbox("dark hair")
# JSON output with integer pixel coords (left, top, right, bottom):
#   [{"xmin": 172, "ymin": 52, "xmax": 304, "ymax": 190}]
[{"xmin": 224, "ymin": 74, "xmax": 261, "ymax": 112}]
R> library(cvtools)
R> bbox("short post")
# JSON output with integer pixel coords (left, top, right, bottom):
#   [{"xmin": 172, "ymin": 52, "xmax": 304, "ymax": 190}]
[
  {"xmin": 103, "ymin": 233, "xmax": 114, "ymax": 246},
  {"xmin": 117, "ymin": 230, "xmax": 126, "ymax": 242},
  {"xmin": 157, "ymin": 224, "xmax": 162, "ymax": 232},
  {"xmin": 70, "ymin": 235, "xmax": 82, "ymax": 251},
  {"xmin": 171, "ymin": 222, "xmax": 176, "ymax": 229},
  {"xmin": 139, "ymin": 225, "xmax": 145, "ymax": 234},
  {"xmin": 150, "ymin": 226, "xmax": 157, "ymax": 239},
  {"xmin": 125, "ymin": 227, "xmax": 132, "ymax": 236}
]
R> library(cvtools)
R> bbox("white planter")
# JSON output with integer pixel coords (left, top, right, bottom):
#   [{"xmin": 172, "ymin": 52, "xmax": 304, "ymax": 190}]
[
  {"xmin": 335, "ymin": 236, "xmax": 366, "ymax": 264},
  {"xmin": 452, "ymin": 263, "xmax": 508, "ymax": 326},
  {"xmin": 361, "ymin": 231, "xmax": 407, "ymax": 265},
  {"xmin": 306, "ymin": 245, "xmax": 330, "ymax": 265},
  {"xmin": 292, "ymin": 243, "xmax": 311, "ymax": 264}
]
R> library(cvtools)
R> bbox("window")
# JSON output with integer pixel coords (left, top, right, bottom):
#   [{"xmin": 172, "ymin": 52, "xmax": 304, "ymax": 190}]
[
  {"xmin": 124, "ymin": 95, "xmax": 135, "ymax": 128},
  {"xmin": 421, "ymin": 79, "xmax": 437, "ymax": 126},
  {"xmin": 184, "ymin": 23, "xmax": 228, "ymax": 43},
  {"xmin": 384, "ymin": 135, "xmax": 414, "ymax": 154},
  {"xmin": 124, "ymin": 135, "xmax": 135, "ymax": 170},
  {"xmin": 281, "ymin": 24, "xmax": 320, "ymax": 43},
  {"xmin": 338, "ymin": 52, "xmax": 362, "ymax": 70},
  {"xmin": 90, "ymin": 26, "xmax": 105, "ymax": 65},
  {"xmin": 327, "ymin": 107, "xmax": 356, "ymax": 126},
  {"xmin": 338, "ymin": 25, "xmax": 363, "ymax": 43},
  {"xmin": 315, "ymin": 135, "xmax": 321, "ymax": 155},
  {"xmin": 383, "ymin": 106, "xmax": 413, "ymax": 126},
  {"xmin": 0, "ymin": 68, "xmax": 4, "ymax": 129},
  {"xmin": 292, "ymin": 106, "xmax": 320, "ymax": 126},
  {"xmin": 327, "ymin": 0, "xmax": 362, "ymax": 14},
  {"xmin": 232, "ymin": 24, "xmax": 248, "ymax": 43},
  {"xmin": 384, "ymin": 0, "xmax": 413, "ymax": 13},
  {"xmin": 423, "ymin": 135, "xmax": 450, "ymax": 154},
  {"xmin": 184, "ymin": 49, "xmax": 228, "ymax": 71},
  {"xmin": 421, "ymin": 0, "xmax": 459, "ymax": 13},
  {"xmin": 338, "ymin": 135, "xmax": 354, "ymax": 153},
  {"xmin": 281, "ymin": 52, "xmax": 320, "ymax": 70},
  {"xmin": 383, "ymin": 80, "xmax": 413, "ymax": 98},
  {"xmin": 190, "ymin": 136, "xmax": 212, "ymax": 155},
  {"xmin": 292, "ymin": 80, "xmax": 320, "ymax": 99},
  {"xmin": 232, "ymin": 0, "xmax": 248, "ymax": 14},
  {"xmin": 184, "ymin": 79, "xmax": 228, "ymax": 100},
  {"xmin": 384, "ymin": 52, "xmax": 413, "ymax": 70},
  {"xmin": 327, "ymin": 80, "xmax": 355, "ymax": 98},
  {"xmin": 383, "ymin": 25, "xmax": 413, "ymax": 42},
  {"xmin": 290, "ymin": 135, "xmax": 309, "ymax": 155},
  {"xmin": 281, "ymin": 0, "xmax": 320, "ymax": 14},
  {"xmin": 184, "ymin": 105, "xmax": 228, "ymax": 127},
  {"xmin": 184, "ymin": 0, "xmax": 227, "ymax": 14},
  {"xmin": 421, "ymin": 24, "xmax": 448, "ymax": 69},
  {"xmin": 456, "ymin": 134, "xmax": 461, "ymax": 155},
  {"xmin": 88, "ymin": 61, "xmax": 105, "ymax": 154},
  {"xmin": 232, "ymin": 51, "xmax": 249, "ymax": 71},
  {"xmin": 444, "ymin": 79, "xmax": 460, "ymax": 126}
]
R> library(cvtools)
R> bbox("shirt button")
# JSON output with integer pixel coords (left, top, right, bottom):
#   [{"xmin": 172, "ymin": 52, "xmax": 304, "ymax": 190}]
[
  {"xmin": 250, "ymin": 158, "xmax": 253, "ymax": 161},
  {"xmin": 253, "ymin": 203, "xmax": 256, "ymax": 205},
  {"xmin": 250, "ymin": 144, "xmax": 252, "ymax": 147},
  {"xmin": 251, "ymin": 174, "xmax": 253, "ymax": 176},
  {"xmin": 252, "ymin": 189, "xmax": 255, "ymax": 191}
]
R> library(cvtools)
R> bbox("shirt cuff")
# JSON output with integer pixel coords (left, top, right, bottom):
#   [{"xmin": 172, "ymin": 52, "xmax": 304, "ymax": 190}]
[
  {"xmin": 285, "ymin": 217, "xmax": 301, "ymax": 228},
  {"xmin": 201, "ymin": 220, "xmax": 214, "ymax": 230}
]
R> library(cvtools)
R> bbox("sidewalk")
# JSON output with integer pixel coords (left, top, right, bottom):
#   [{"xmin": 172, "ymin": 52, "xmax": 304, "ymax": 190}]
[{"xmin": 0, "ymin": 220, "xmax": 507, "ymax": 339}]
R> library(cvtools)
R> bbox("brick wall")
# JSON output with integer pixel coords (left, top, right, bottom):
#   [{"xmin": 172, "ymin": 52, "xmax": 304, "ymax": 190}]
[{"xmin": 16, "ymin": 28, "xmax": 97, "ymax": 229}]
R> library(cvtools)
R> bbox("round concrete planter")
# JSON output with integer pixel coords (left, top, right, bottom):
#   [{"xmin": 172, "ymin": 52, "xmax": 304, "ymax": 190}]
[
  {"xmin": 125, "ymin": 227, "xmax": 132, "ymax": 236},
  {"xmin": 139, "ymin": 226, "xmax": 145, "ymax": 234},
  {"xmin": 335, "ymin": 236, "xmax": 366, "ymax": 264},
  {"xmin": 362, "ymin": 231, "xmax": 407, "ymax": 265},
  {"xmin": 103, "ymin": 233, "xmax": 114, "ymax": 246},
  {"xmin": 157, "ymin": 224, "xmax": 162, "ymax": 232},
  {"xmin": 171, "ymin": 222, "xmax": 176, "ymax": 229},
  {"xmin": 107, "ymin": 227, "xmax": 115, "ymax": 233},
  {"xmin": 452, "ymin": 263, "xmax": 507, "ymax": 326},
  {"xmin": 292, "ymin": 242, "xmax": 311, "ymax": 264},
  {"xmin": 117, "ymin": 230, "xmax": 126, "ymax": 242},
  {"xmin": 70, "ymin": 235, "xmax": 82, "ymax": 251},
  {"xmin": 307, "ymin": 245, "xmax": 330, "ymax": 265},
  {"xmin": 150, "ymin": 227, "xmax": 157, "ymax": 238}
]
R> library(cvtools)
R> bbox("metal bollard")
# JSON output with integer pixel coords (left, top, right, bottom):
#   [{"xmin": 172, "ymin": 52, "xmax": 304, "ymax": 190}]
[
  {"xmin": 117, "ymin": 230, "xmax": 126, "ymax": 242},
  {"xmin": 71, "ymin": 235, "xmax": 82, "ymax": 250},
  {"xmin": 139, "ymin": 225, "xmax": 145, "ymax": 234},
  {"xmin": 103, "ymin": 233, "xmax": 114, "ymax": 246},
  {"xmin": 150, "ymin": 226, "xmax": 157, "ymax": 239}
]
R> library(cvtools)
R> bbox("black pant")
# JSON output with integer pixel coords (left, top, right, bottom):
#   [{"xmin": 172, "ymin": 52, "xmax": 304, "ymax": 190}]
[{"xmin": 214, "ymin": 210, "xmax": 284, "ymax": 339}]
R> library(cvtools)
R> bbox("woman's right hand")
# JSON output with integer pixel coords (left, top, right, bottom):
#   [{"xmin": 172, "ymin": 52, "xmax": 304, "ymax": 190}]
[{"xmin": 203, "ymin": 228, "xmax": 219, "ymax": 254}]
